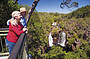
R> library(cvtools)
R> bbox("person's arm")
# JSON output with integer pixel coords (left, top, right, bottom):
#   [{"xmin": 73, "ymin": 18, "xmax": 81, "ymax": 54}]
[
  {"xmin": 7, "ymin": 20, "xmax": 10, "ymax": 25},
  {"xmin": 7, "ymin": 18, "xmax": 14, "ymax": 25},
  {"xmin": 7, "ymin": 18, "xmax": 17, "ymax": 26},
  {"xmin": 11, "ymin": 26, "xmax": 24, "ymax": 36}
]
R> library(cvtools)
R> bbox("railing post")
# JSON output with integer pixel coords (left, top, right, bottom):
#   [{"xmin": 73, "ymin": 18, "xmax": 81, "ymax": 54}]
[{"xmin": 0, "ymin": 37, "xmax": 3, "ymax": 52}]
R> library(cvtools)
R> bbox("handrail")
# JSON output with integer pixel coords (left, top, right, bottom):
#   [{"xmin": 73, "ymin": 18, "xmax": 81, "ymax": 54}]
[
  {"xmin": 8, "ymin": 0, "xmax": 40, "ymax": 59},
  {"xmin": 0, "ymin": 28, "xmax": 9, "ymax": 36},
  {"xmin": 0, "ymin": 28, "xmax": 9, "ymax": 31}
]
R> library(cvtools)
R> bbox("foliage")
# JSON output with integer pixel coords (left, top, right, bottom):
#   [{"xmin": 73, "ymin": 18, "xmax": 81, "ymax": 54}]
[
  {"xmin": 66, "ymin": 5, "xmax": 90, "ymax": 18},
  {"xmin": 0, "ymin": 0, "xmax": 20, "ymax": 28},
  {"xmin": 27, "ymin": 5, "xmax": 90, "ymax": 59}
]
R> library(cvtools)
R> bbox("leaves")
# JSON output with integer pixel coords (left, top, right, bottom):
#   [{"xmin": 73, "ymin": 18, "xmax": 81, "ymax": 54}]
[
  {"xmin": 0, "ymin": 0, "xmax": 20, "ymax": 28},
  {"xmin": 27, "ymin": 5, "xmax": 90, "ymax": 59}
]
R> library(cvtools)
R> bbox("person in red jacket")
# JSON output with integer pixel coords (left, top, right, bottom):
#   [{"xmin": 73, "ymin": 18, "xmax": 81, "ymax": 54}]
[{"xmin": 6, "ymin": 11, "xmax": 28, "ymax": 54}]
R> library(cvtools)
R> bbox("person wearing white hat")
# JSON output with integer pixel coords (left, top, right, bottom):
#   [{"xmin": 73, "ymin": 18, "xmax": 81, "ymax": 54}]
[
  {"xmin": 7, "ymin": 7, "xmax": 27, "ymax": 27},
  {"xmin": 6, "ymin": 11, "xmax": 28, "ymax": 54}
]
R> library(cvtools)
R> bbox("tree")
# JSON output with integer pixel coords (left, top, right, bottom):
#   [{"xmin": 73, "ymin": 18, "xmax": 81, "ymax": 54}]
[{"xmin": 0, "ymin": 0, "xmax": 20, "ymax": 28}]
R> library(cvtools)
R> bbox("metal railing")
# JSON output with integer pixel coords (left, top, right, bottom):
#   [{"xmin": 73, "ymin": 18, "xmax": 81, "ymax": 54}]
[{"xmin": 0, "ymin": 28, "xmax": 9, "ymax": 53}]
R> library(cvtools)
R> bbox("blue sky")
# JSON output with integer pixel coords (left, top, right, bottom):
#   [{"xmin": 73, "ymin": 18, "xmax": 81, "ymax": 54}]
[{"xmin": 18, "ymin": 0, "xmax": 90, "ymax": 14}]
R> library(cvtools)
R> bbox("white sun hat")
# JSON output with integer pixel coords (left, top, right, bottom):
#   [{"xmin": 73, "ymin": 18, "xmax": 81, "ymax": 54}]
[{"xmin": 12, "ymin": 11, "xmax": 21, "ymax": 18}]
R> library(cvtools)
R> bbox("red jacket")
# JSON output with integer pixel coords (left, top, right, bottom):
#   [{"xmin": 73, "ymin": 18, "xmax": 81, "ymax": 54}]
[{"xmin": 6, "ymin": 22, "xmax": 24, "ymax": 43}]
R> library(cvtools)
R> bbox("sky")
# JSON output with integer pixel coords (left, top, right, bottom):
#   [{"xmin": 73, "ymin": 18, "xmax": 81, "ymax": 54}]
[{"xmin": 18, "ymin": 0, "xmax": 90, "ymax": 14}]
